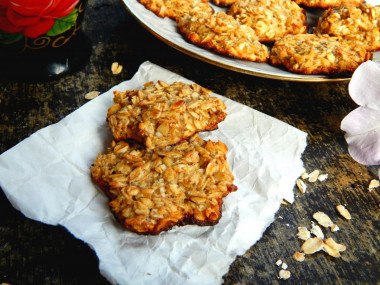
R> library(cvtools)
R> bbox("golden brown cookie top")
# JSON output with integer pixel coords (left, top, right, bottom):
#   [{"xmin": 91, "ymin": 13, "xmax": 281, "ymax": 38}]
[
  {"xmin": 177, "ymin": 11, "xmax": 269, "ymax": 62},
  {"xmin": 137, "ymin": 0, "xmax": 213, "ymax": 21},
  {"xmin": 227, "ymin": 0, "xmax": 307, "ymax": 43},
  {"xmin": 107, "ymin": 80, "xmax": 227, "ymax": 149},
  {"xmin": 91, "ymin": 134, "xmax": 237, "ymax": 235},
  {"xmin": 269, "ymin": 34, "xmax": 372, "ymax": 75},
  {"xmin": 293, "ymin": 0, "xmax": 362, "ymax": 9},
  {"xmin": 315, "ymin": 3, "xmax": 380, "ymax": 51}
]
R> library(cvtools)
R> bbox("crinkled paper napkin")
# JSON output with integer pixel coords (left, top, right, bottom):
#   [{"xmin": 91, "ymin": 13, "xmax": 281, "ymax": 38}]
[{"xmin": 0, "ymin": 61, "xmax": 307, "ymax": 285}]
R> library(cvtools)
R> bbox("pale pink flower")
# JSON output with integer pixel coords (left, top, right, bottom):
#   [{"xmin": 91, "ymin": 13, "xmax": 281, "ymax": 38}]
[{"xmin": 341, "ymin": 60, "xmax": 380, "ymax": 178}]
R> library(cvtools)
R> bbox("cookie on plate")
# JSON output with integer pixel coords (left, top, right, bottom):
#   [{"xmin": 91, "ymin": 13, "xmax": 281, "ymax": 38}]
[
  {"xmin": 226, "ymin": 0, "xmax": 307, "ymax": 43},
  {"xmin": 107, "ymin": 80, "xmax": 227, "ymax": 149},
  {"xmin": 315, "ymin": 3, "xmax": 380, "ymax": 51},
  {"xmin": 137, "ymin": 0, "xmax": 213, "ymax": 21},
  {"xmin": 91, "ymin": 134, "xmax": 238, "ymax": 235},
  {"xmin": 269, "ymin": 34, "xmax": 372, "ymax": 75},
  {"xmin": 210, "ymin": 0, "xmax": 239, "ymax": 6},
  {"xmin": 177, "ymin": 11, "xmax": 269, "ymax": 62},
  {"xmin": 293, "ymin": 0, "xmax": 362, "ymax": 9}
]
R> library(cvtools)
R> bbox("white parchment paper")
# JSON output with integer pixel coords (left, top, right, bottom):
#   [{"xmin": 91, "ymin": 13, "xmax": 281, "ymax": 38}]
[{"xmin": 0, "ymin": 61, "xmax": 307, "ymax": 285}]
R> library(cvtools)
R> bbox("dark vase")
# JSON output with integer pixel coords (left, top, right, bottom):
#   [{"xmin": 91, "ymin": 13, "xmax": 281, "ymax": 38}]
[{"xmin": 0, "ymin": 0, "xmax": 91, "ymax": 81}]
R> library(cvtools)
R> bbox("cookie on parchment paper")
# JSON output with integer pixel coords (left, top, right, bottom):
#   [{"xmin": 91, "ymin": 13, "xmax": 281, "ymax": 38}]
[
  {"xmin": 90, "ymin": 134, "xmax": 238, "ymax": 235},
  {"xmin": 293, "ymin": 0, "xmax": 362, "ymax": 9},
  {"xmin": 107, "ymin": 80, "xmax": 227, "ymax": 150},
  {"xmin": 226, "ymin": 0, "xmax": 307, "ymax": 43},
  {"xmin": 315, "ymin": 3, "xmax": 380, "ymax": 51},
  {"xmin": 177, "ymin": 11, "xmax": 269, "ymax": 62},
  {"xmin": 269, "ymin": 34, "xmax": 372, "ymax": 75}
]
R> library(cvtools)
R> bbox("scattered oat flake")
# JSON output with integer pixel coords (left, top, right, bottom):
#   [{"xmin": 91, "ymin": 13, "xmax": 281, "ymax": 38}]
[
  {"xmin": 301, "ymin": 237, "xmax": 324, "ymax": 254},
  {"xmin": 313, "ymin": 211, "xmax": 334, "ymax": 228},
  {"xmin": 293, "ymin": 251, "xmax": 305, "ymax": 262},
  {"xmin": 301, "ymin": 172, "xmax": 309, "ymax": 179},
  {"xmin": 296, "ymin": 178, "xmax": 307, "ymax": 194},
  {"xmin": 281, "ymin": 263, "xmax": 288, "ymax": 270},
  {"xmin": 275, "ymin": 259, "xmax": 282, "ymax": 266},
  {"xmin": 324, "ymin": 237, "xmax": 346, "ymax": 252},
  {"xmin": 317, "ymin": 174, "xmax": 328, "ymax": 181},
  {"xmin": 310, "ymin": 222, "xmax": 324, "ymax": 239},
  {"xmin": 85, "ymin": 91, "xmax": 100, "ymax": 100},
  {"xmin": 297, "ymin": 227, "xmax": 311, "ymax": 241},
  {"xmin": 368, "ymin": 179, "xmax": 379, "ymax": 189},
  {"xmin": 308, "ymin": 169, "xmax": 320, "ymax": 182},
  {"xmin": 111, "ymin": 62, "xmax": 123, "ymax": 74},
  {"xmin": 331, "ymin": 224, "xmax": 340, "ymax": 232},
  {"xmin": 323, "ymin": 242, "xmax": 341, "ymax": 258},
  {"xmin": 278, "ymin": 269, "xmax": 291, "ymax": 280},
  {"xmin": 336, "ymin": 205, "xmax": 351, "ymax": 220}
]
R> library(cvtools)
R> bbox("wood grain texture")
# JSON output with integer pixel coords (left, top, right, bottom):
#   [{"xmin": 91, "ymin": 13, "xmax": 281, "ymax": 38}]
[{"xmin": 0, "ymin": 0, "xmax": 379, "ymax": 284}]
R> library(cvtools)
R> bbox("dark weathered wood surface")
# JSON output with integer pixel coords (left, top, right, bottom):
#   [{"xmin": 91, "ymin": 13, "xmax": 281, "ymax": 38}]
[{"xmin": 0, "ymin": 0, "xmax": 379, "ymax": 284}]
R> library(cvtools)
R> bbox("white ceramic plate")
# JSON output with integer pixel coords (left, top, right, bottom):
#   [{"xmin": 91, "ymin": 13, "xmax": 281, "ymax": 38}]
[{"xmin": 120, "ymin": 0, "xmax": 380, "ymax": 82}]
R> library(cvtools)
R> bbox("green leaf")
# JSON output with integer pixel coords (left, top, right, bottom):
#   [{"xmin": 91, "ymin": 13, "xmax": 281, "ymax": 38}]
[
  {"xmin": 46, "ymin": 8, "xmax": 78, "ymax": 37},
  {"xmin": 0, "ymin": 30, "xmax": 23, "ymax": 44}
]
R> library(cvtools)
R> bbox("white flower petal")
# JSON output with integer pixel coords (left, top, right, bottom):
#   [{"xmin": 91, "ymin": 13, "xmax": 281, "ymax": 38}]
[
  {"xmin": 341, "ymin": 107, "xmax": 380, "ymax": 165},
  {"xmin": 348, "ymin": 61, "xmax": 380, "ymax": 110},
  {"xmin": 341, "ymin": 106, "xmax": 380, "ymax": 136}
]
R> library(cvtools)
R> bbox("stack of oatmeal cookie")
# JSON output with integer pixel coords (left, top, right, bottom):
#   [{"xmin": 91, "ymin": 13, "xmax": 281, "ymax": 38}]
[{"xmin": 91, "ymin": 80, "xmax": 237, "ymax": 235}]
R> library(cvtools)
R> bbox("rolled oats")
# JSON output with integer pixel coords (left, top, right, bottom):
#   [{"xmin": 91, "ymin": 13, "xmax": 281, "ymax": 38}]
[
  {"xmin": 315, "ymin": 3, "xmax": 380, "ymax": 51},
  {"xmin": 296, "ymin": 178, "xmax": 307, "ymax": 194},
  {"xmin": 293, "ymin": 251, "xmax": 305, "ymax": 262},
  {"xmin": 177, "ymin": 12, "xmax": 269, "ymax": 62},
  {"xmin": 313, "ymin": 211, "xmax": 334, "ymax": 228},
  {"xmin": 137, "ymin": 0, "xmax": 213, "ymax": 21},
  {"xmin": 297, "ymin": 226, "xmax": 311, "ymax": 240},
  {"xmin": 278, "ymin": 269, "xmax": 291, "ymax": 280},
  {"xmin": 107, "ymin": 81, "xmax": 227, "ymax": 149},
  {"xmin": 111, "ymin": 62, "xmax": 123, "ymax": 74},
  {"xmin": 310, "ymin": 222, "xmax": 324, "ymax": 240},
  {"xmin": 227, "ymin": 0, "xmax": 307, "ymax": 43},
  {"xmin": 293, "ymin": 0, "xmax": 362, "ymax": 9},
  {"xmin": 269, "ymin": 34, "xmax": 372, "ymax": 75},
  {"xmin": 91, "ymin": 134, "xmax": 237, "ymax": 235},
  {"xmin": 301, "ymin": 237, "xmax": 324, "ymax": 254},
  {"xmin": 85, "ymin": 91, "xmax": 100, "ymax": 100},
  {"xmin": 336, "ymin": 204, "xmax": 351, "ymax": 220},
  {"xmin": 308, "ymin": 169, "xmax": 320, "ymax": 182}
]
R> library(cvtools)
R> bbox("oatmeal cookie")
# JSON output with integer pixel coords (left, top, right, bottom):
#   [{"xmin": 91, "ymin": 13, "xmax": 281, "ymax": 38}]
[
  {"xmin": 315, "ymin": 3, "xmax": 380, "ymax": 51},
  {"xmin": 91, "ymin": 134, "xmax": 237, "ymax": 235},
  {"xmin": 226, "ymin": 0, "xmax": 307, "ymax": 43},
  {"xmin": 137, "ymin": 0, "xmax": 213, "ymax": 21},
  {"xmin": 269, "ymin": 34, "xmax": 372, "ymax": 75},
  {"xmin": 293, "ymin": 0, "xmax": 362, "ymax": 9},
  {"xmin": 107, "ymin": 80, "xmax": 227, "ymax": 149},
  {"xmin": 177, "ymin": 11, "xmax": 269, "ymax": 62},
  {"xmin": 210, "ymin": 0, "xmax": 239, "ymax": 6}
]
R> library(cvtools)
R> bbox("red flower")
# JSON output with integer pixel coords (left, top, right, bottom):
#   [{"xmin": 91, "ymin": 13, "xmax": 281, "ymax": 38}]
[{"xmin": 0, "ymin": 0, "xmax": 79, "ymax": 38}]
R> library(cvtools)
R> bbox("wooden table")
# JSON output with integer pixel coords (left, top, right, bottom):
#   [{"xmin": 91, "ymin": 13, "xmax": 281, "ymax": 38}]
[{"xmin": 0, "ymin": 0, "xmax": 379, "ymax": 284}]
